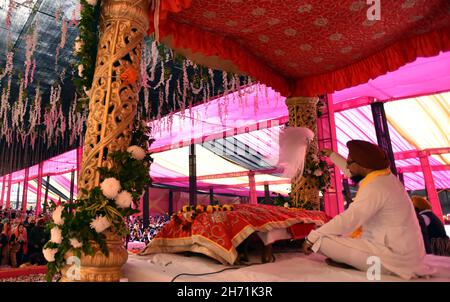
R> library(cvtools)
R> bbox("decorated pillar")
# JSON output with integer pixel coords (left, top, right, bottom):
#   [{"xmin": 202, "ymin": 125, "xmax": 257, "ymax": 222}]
[
  {"xmin": 78, "ymin": 0, "xmax": 150, "ymax": 196},
  {"xmin": 286, "ymin": 97, "xmax": 320, "ymax": 210}
]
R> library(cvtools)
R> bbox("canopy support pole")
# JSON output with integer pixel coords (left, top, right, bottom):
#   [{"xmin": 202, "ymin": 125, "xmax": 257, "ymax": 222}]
[
  {"xmin": 22, "ymin": 168, "xmax": 29, "ymax": 212},
  {"xmin": 248, "ymin": 171, "xmax": 257, "ymax": 204},
  {"xmin": 189, "ymin": 144, "xmax": 197, "ymax": 206},
  {"xmin": 16, "ymin": 182, "xmax": 21, "ymax": 210},
  {"xmin": 143, "ymin": 188, "xmax": 150, "ymax": 228},
  {"xmin": 371, "ymin": 102, "xmax": 398, "ymax": 175},
  {"xmin": 70, "ymin": 170, "xmax": 75, "ymax": 203},
  {"xmin": 36, "ymin": 162, "xmax": 43, "ymax": 215},
  {"xmin": 6, "ymin": 174, "xmax": 12, "ymax": 209},
  {"xmin": 420, "ymin": 155, "xmax": 444, "ymax": 223},
  {"xmin": 43, "ymin": 176, "xmax": 49, "ymax": 214},
  {"xmin": 209, "ymin": 187, "xmax": 214, "ymax": 205},
  {"xmin": 169, "ymin": 190, "xmax": 174, "ymax": 215},
  {"xmin": 317, "ymin": 94, "xmax": 344, "ymax": 217}
]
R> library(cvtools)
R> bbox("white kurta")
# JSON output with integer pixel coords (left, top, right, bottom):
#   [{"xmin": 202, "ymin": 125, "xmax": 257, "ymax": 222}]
[{"xmin": 307, "ymin": 154, "xmax": 434, "ymax": 279}]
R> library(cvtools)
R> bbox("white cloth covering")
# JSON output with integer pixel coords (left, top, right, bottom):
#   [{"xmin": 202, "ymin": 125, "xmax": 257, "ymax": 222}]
[
  {"xmin": 256, "ymin": 228, "xmax": 292, "ymax": 246},
  {"xmin": 123, "ymin": 252, "xmax": 450, "ymax": 282}
]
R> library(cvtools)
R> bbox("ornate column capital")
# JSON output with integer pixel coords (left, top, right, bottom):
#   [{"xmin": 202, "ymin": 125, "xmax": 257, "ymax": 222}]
[
  {"xmin": 101, "ymin": 0, "xmax": 151, "ymax": 33},
  {"xmin": 285, "ymin": 96, "xmax": 319, "ymax": 107}
]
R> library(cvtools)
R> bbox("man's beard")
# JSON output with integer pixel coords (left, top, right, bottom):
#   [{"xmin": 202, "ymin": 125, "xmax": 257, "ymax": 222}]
[{"xmin": 350, "ymin": 174, "xmax": 365, "ymax": 184}]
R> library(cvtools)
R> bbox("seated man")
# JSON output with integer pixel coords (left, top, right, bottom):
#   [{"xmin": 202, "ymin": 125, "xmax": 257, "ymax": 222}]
[{"xmin": 301, "ymin": 140, "xmax": 433, "ymax": 280}]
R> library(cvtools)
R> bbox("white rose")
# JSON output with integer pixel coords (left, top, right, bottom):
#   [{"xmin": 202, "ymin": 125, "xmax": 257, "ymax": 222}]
[
  {"xmin": 127, "ymin": 145, "xmax": 146, "ymax": 160},
  {"xmin": 90, "ymin": 215, "xmax": 112, "ymax": 233},
  {"xmin": 74, "ymin": 38, "xmax": 84, "ymax": 53},
  {"xmin": 100, "ymin": 177, "xmax": 121, "ymax": 199},
  {"xmin": 314, "ymin": 169, "xmax": 323, "ymax": 176},
  {"xmin": 70, "ymin": 238, "xmax": 83, "ymax": 248},
  {"xmin": 283, "ymin": 202, "xmax": 289, "ymax": 208},
  {"xmin": 50, "ymin": 227, "xmax": 62, "ymax": 244},
  {"xmin": 52, "ymin": 205, "xmax": 64, "ymax": 225},
  {"xmin": 115, "ymin": 191, "xmax": 133, "ymax": 209},
  {"xmin": 43, "ymin": 248, "xmax": 58, "ymax": 262},
  {"xmin": 78, "ymin": 64, "xmax": 84, "ymax": 77}
]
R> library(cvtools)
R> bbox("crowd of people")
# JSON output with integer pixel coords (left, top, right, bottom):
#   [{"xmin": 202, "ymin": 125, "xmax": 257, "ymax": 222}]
[
  {"xmin": 0, "ymin": 208, "xmax": 50, "ymax": 268},
  {"xmin": 126, "ymin": 214, "xmax": 171, "ymax": 246},
  {"xmin": 0, "ymin": 206, "xmax": 172, "ymax": 269}
]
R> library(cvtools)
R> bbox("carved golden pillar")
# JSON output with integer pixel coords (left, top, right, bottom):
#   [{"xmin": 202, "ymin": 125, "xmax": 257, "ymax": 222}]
[
  {"xmin": 78, "ymin": 0, "xmax": 150, "ymax": 195},
  {"xmin": 286, "ymin": 97, "xmax": 320, "ymax": 210},
  {"xmin": 70, "ymin": 0, "xmax": 150, "ymax": 282}
]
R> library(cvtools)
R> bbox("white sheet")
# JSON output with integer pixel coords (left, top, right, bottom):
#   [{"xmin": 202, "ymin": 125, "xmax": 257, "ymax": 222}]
[{"xmin": 123, "ymin": 252, "xmax": 450, "ymax": 282}]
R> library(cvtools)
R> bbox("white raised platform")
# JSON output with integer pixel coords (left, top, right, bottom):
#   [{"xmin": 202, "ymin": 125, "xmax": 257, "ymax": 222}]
[{"xmin": 123, "ymin": 251, "xmax": 450, "ymax": 282}]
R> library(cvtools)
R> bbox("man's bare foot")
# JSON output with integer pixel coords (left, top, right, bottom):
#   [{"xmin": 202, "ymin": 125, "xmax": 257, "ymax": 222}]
[{"xmin": 325, "ymin": 258, "xmax": 356, "ymax": 270}]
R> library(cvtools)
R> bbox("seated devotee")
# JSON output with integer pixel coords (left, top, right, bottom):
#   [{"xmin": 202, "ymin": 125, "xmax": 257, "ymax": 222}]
[
  {"xmin": 9, "ymin": 223, "xmax": 28, "ymax": 267},
  {"xmin": 411, "ymin": 196, "xmax": 449, "ymax": 256},
  {"xmin": 302, "ymin": 140, "xmax": 433, "ymax": 280}
]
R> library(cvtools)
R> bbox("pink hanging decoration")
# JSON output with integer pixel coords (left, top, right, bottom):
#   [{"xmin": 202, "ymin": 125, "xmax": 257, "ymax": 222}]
[
  {"xmin": 156, "ymin": 90, "xmax": 163, "ymax": 121},
  {"xmin": 141, "ymin": 41, "xmax": 150, "ymax": 88},
  {"xmin": 0, "ymin": 52, "xmax": 14, "ymax": 81},
  {"xmin": 149, "ymin": 41, "xmax": 158, "ymax": 81},
  {"xmin": 5, "ymin": 0, "xmax": 15, "ymax": 30},
  {"xmin": 144, "ymin": 87, "xmax": 150, "ymax": 117},
  {"xmin": 253, "ymin": 83, "xmax": 259, "ymax": 115},
  {"xmin": 30, "ymin": 59, "xmax": 36, "ymax": 85},
  {"xmin": 181, "ymin": 60, "xmax": 188, "ymax": 113},
  {"xmin": 0, "ymin": 76, "xmax": 12, "ymax": 141},
  {"xmin": 69, "ymin": 5, "xmax": 79, "ymax": 27},
  {"xmin": 24, "ymin": 24, "xmax": 39, "ymax": 88},
  {"xmin": 208, "ymin": 68, "xmax": 215, "ymax": 94},
  {"xmin": 191, "ymin": 78, "xmax": 203, "ymax": 95},
  {"xmin": 154, "ymin": 61, "xmax": 164, "ymax": 89},
  {"xmin": 29, "ymin": 86, "xmax": 42, "ymax": 148},
  {"xmin": 55, "ymin": 18, "xmax": 68, "ymax": 66},
  {"xmin": 55, "ymin": 6, "xmax": 62, "ymax": 23},
  {"xmin": 222, "ymin": 71, "xmax": 229, "ymax": 96},
  {"xmin": 44, "ymin": 85, "xmax": 61, "ymax": 144},
  {"xmin": 164, "ymin": 75, "xmax": 172, "ymax": 104}
]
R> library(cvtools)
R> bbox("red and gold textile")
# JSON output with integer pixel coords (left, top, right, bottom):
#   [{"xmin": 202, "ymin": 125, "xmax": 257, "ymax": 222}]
[{"xmin": 142, "ymin": 204, "xmax": 329, "ymax": 264}]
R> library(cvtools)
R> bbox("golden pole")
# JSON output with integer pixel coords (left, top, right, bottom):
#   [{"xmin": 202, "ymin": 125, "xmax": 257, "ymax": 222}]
[
  {"xmin": 78, "ymin": 0, "xmax": 150, "ymax": 195},
  {"xmin": 65, "ymin": 0, "xmax": 150, "ymax": 282}
]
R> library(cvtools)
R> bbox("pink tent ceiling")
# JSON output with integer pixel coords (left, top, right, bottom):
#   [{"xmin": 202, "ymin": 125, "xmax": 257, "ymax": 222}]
[{"xmin": 1, "ymin": 52, "xmax": 449, "ymax": 197}]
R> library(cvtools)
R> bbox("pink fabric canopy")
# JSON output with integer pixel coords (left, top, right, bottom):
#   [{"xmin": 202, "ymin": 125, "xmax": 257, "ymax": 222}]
[{"xmin": 1, "ymin": 52, "xmax": 449, "ymax": 198}]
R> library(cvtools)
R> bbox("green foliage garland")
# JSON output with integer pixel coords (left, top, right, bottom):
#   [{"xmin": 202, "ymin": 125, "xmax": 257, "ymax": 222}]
[{"xmin": 73, "ymin": 0, "xmax": 101, "ymax": 98}]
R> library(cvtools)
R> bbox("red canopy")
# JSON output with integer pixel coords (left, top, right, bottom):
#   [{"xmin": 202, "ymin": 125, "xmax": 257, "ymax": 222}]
[{"xmin": 148, "ymin": 0, "xmax": 450, "ymax": 96}]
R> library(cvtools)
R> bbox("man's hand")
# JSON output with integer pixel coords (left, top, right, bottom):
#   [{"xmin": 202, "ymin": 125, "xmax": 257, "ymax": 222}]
[
  {"xmin": 321, "ymin": 148, "xmax": 333, "ymax": 157},
  {"xmin": 301, "ymin": 239, "xmax": 314, "ymax": 255}
]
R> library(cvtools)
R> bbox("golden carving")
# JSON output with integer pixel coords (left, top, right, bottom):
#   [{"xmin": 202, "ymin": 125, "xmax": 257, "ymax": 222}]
[
  {"xmin": 73, "ymin": 0, "xmax": 150, "ymax": 282},
  {"xmin": 286, "ymin": 97, "xmax": 320, "ymax": 210},
  {"xmin": 61, "ymin": 232, "xmax": 128, "ymax": 282},
  {"xmin": 78, "ymin": 0, "xmax": 150, "ymax": 195}
]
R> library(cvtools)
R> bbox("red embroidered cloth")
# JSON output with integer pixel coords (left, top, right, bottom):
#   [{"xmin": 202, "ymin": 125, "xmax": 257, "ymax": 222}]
[{"xmin": 142, "ymin": 204, "xmax": 329, "ymax": 264}]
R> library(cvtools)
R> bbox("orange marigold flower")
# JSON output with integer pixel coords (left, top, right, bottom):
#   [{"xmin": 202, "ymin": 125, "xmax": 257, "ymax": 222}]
[{"xmin": 120, "ymin": 67, "xmax": 138, "ymax": 85}]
